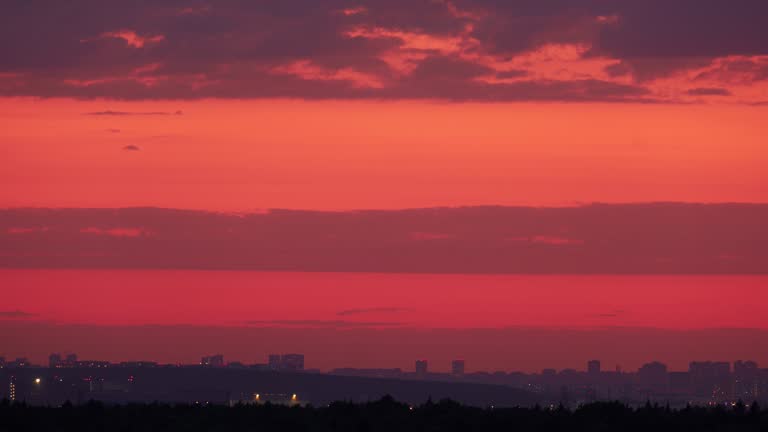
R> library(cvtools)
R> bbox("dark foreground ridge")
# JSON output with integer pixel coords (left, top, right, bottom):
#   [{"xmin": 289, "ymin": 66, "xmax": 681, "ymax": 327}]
[
  {"xmin": 2, "ymin": 397, "xmax": 767, "ymax": 432},
  {"xmin": 2, "ymin": 367, "xmax": 538, "ymax": 408}
]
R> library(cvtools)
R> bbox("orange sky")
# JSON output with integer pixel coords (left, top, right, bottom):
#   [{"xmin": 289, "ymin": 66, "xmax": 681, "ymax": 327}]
[{"xmin": 1, "ymin": 98, "xmax": 765, "ymax": 210}]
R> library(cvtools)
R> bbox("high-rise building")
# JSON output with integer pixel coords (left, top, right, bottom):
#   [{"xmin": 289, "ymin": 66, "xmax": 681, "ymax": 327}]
[
  {"xmin": 415, "ymin": 360, "xmax": 428, "ymax": 376},
  {"xmin": 280, "ymin": 354, "xmax": 305, "ymax": 371},
  {"xmin": 451, "ymin": 360, "xmax": 465, "ymax": 376},
  {"xmin": 49, "ymin": 353, "xmax": 62, "ymax": 368},
  {"xmin": 8, "ymin": 375, "xmax": 16, "ymax": 401},
  {"xmin": 689, "ymin": 361, "xmax": 731, "ymax": 399},
  {"xmin": 669, "ymin": 371, "xmax": 690, "ymax": 394},
  {"xmin": 0, "ymin": 357, "xmax": 5, "ymax": 368},
  {"xmin": 587, "ymin": 360, "xmax": 601, "ymax": 375},
  {"xmin": 638, "ymin": 361, "xmax": 669, "ymax": 394},
  {"xmin": 734, "ymin": 360, "xmax": 759, "ymax": 400},
  {"xmin": 201, "ymin": 354, "xmax": 225, "ymax": 367},
  {"xmin": 268, "ymin": 354, "xmax": 281, "ymax": 370}
]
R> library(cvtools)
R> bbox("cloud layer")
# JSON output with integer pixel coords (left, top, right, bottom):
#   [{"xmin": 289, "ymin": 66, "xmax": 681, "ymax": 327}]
[
  {"xmin": 1, "ymin": 204, "xmax": 766, "ymax": 273},
  {"xmin": 1, "ymin": 1, "xmax": 766, "ymax": 103}
]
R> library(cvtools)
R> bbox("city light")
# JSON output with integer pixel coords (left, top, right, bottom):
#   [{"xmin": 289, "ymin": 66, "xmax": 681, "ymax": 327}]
[{"xmin": 35, "ymin": 378, "xmax": 41, "ymax": 384}]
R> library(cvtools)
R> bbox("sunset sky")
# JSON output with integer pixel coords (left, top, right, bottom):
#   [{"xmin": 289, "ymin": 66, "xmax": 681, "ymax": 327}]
[
  {"xmin": 2, "ymin": 1, "xmax": 767, "ymax": 210},
  {"xmin": 1, "ymin": 1, "xmax": 767, "ymax": 370}
]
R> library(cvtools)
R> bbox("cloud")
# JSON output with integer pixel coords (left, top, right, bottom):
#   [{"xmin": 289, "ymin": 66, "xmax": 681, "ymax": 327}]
[
  {"xmin": 85, "ymin": 110, "xmax": 183, "ymax": 116},
  {"xmin": 0, "ymin": 310, "xmax": 36, "ymax": 319},
  {"xmin": 244, "ymin": 319, "xmax": 405, "ymax": 328},
  {"xmin": 409, "ymin": 232, "xmax": 455, "ymax": 240},
  {"xmin": 686, "ymin": 87, "xmax": 732, "ymax": 96},
  {"xmin": 7, "ymin": 226, "xmax": 49, "ymax": 234},
  {"xmin": 337, "ymin": 307, "xmax": 411, "ymax": 316},
  {"xmin": 270, "ymin": 59, "xmax": 384, "ymax": 89},
  {"xmin": 88, "ymin": 30, "xmax": 165, "ymax": 49},
  {"xmin": 0, "ymin": 1, "xmax": 765, "ymax": 102},
  {"xmin": 338, "ymin": 6, "xmax": 367, "ymax": 16},
  {"xmin": 530, "ymin": 236, "xmax": 584, "ymax": 246},
  {"xmin": 0, "ymin": 204, "xmax": 766, "ymax": 273},
  {"xmin": 177, "ymin": 6, "xmax": 211, "ymax": 16},
  {"xmin": 80, "ymin": 227, "xmax": 147, "ymax": 237},
  {"xmin": 587, "ymin": 310, "xmax": 626, "ymax": 319},
  {"xmin": 506, "ymin": 236, "xmax": 584, "ymax": 246}
]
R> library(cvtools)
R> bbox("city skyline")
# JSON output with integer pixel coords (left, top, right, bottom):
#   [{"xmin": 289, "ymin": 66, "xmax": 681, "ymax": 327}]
[
  {"xmin": 1, "ymin": 0, "xmax": 766, "ymax": 418},
  {"xmin": 1, "ymin": 351, "xmax": 763, "ymax": 376},
  {"xmin": 3, "ymin": 351, "xmax": 766, "ymax": 407}
]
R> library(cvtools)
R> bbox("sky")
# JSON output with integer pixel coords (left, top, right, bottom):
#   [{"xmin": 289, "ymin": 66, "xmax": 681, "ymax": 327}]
[
  {"xmin": 1, "ymin": 1, "xmax": 767, "ymax": 210},
  {"xmin": 1, "ymin": 1, "xmax": 767, "ymax": 370}
]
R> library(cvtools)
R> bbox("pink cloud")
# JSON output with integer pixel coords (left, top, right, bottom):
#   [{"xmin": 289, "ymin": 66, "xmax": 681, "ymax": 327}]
[
  {"xmin": 87, "ymin": 30, "xmax": 165, "ymax": 48},
  {"xmin": 177, "ymin": 5, "xmax": 211, "ymax": 16},
  {"xmin": 270, "ymin": 60, "xmax": 384, "ymax": 89},
  {"xmin": 531, "ymin": 235, "xmax": 584, "ymax": 245},
  {"xmin": 409, "ymin": 232, "xmax": 456, "ymax": 240},
  {"xmin": 6, "ymin": 227, "xmax": 49, "ymax": 234},
  {"xmin": 345, "ymin": 23, "xmax": 632, "ymax": 95},
  {"xmin": 507, "ymin": 235, "xmax": 584, "ymax": 246},
  {"xmin": 345, "ymin": 26, "xmax": 466, "ymax": 55},
  {"xmin": 338, "ymin": 6, "xmax": 366, "ymax": 16},
  {"xmin": 439, "ymin": 0, "xmax": 484, "ymax": 20},
  {"xmin": 79, "ymin": 227, "xmax": 149, "ymax": 237},
  {"xmin": 645, "ymin": 55, "xmax": 768, "ymax": 104},
  {"xmin": 474, "ymin": 43, "xmax": 629, "ymax": 86},
  {"xmin": 595, "ymin": 14, "xmax": 620, "ymax": 25}
]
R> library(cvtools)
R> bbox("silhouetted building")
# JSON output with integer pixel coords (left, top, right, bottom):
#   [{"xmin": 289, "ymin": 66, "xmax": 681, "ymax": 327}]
[
  {"xmin": 231, "ymin": 392, "xmax": 305, "ymax": 407},
  {"xmin": 689, "ymin": 361, "xmax": 730, "ymax": 399},
  {"xmin": 8, "ymin": 375, "xmax": 16, "ymax": 401},
  {"xmin": 587, "ymin": 360, "xmax": 601, "ymax": 375},
  {"xmin": 8, "ymin": 358, "xmax": 29, "ymax": 368},
  {"xmin": 75, "ymin": 360, "xmax": 111, "ymax": 368},
  {"xmin": 669, "ymin": 371, "xmax": 691, "ymax": 394},
  {"xmin": 268, "ymin": 354, "xmax": 281, "ymax": 370},
  {"xmin": 49, "ymin": 354, "xmax": 62, "ymax": 368},
  {"xmin": 415, "ymin": 360, "xmax": 428, "ymax": 376},
  {"xmin": 201, "ymin": 354, "xmax": 225, "ymax": 368},
  {"xmin": 118, "ymin": 361, "xmax": 158, "ymax": 368},
  {"xmin": 266, "ymin": 354, "xmax": 305, "ymax": 371},
  {"xmin": 0, "ymin": 357, "xmax": 5, "ymax": 368},
  {"xmin": 638, "ymin": 361, "xmax": 668, "ymax": 395},
  {"xmin": 452, "ymin": 360, "xmax": 465, "ymax": 376},
  {"xmin": 734, "ymin": 360, "xmax": 759, "ymax": 401},
  {"xmin": 331, "ymin": 368, "xmax": 403, "ymax": 379},
  {"xmin": 49, "ymin": 353, "xmax": 83, "ymax": 368},
  {"xmin": 280, "ymin": 354, "xmax": 305, "ymax": 371}
]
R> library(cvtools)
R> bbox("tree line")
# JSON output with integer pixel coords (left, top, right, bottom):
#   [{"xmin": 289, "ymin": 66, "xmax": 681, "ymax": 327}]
[{"xmin": 1, "ymin": 397, "xmax": 766, "ymax": 432}]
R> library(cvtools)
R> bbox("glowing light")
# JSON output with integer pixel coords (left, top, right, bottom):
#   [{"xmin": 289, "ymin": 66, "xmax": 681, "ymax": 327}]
[
  {"xmin": 292, "ymin": 394, "xmax": 297, "ymax": 400},
  {"xmin": 35, "ymin": 378, "xmax": 41, "ymax": 384}
]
